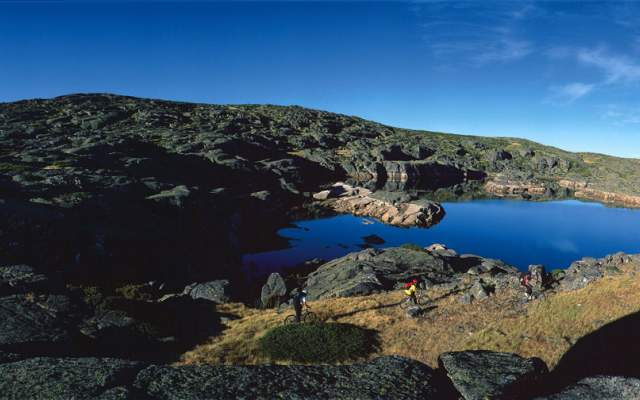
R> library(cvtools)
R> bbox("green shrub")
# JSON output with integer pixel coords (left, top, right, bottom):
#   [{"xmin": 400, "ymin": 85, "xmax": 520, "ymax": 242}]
[{"xmin": 259, "ymin": 323, "xmax": 379, "ymax": 363}]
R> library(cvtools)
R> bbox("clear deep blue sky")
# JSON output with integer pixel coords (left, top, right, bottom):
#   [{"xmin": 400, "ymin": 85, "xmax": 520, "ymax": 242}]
[{"xmin": 1, "ymin": 1, "xmax": 640, "ymax": 157}]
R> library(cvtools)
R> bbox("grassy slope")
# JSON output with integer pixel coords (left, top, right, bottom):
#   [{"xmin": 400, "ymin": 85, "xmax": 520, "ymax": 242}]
[{"xmin": 180, "ymin": 262, "xmax": 640, "ymax": 370}]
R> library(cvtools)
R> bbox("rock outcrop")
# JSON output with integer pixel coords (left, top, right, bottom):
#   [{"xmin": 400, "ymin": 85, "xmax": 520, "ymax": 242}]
[
  {"xmin": 534, "ymin": 376, "xmax": 640, "ymax": 400},
  {"xmin": 558, "ymin": 253, "xmax": 636, "ymax": 292},
  {"xmin": 0, "ymin": 348, "xmax": 638, "ymax": 399},
  {"xmin": 314, "ymin": 183, "xmax": 445, "ymax": 227},
  {"xmin": 134, "ymin": 356, "xmax": 449, "ymax": 399},
  {"xmin": 183, "ymin": 279, "xmax": 232, "ymax": 303},
  {"xmin": 439, "ymin": 351, "xmax": 548, "ymax": 400},
  {"xmin": 0, "ymin": 357, "xmax": 146, "ymax": 400},
  {"xmin": 559, "ymin": 179, "xmax": 640, "ymax": 208},
  {"xmin": 0, "ymin": 265, "xmax": 54, "ymax": 295},
  {"xmin": 0, "ymin": 294, "xmax": 77, "ymax": 354},
  {"xmin": 484, "ymin": 178, "xmax": 549, "ymax": 198},
  {"xmin": 304, "ymin": 246, "xmax": 518, "ymax": 300}
]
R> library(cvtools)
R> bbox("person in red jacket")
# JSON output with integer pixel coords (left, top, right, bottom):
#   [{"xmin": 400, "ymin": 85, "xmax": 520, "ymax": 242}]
[
  {"xmin": 404, "ymin": 279, "xmax": 418, "ymax": 305},
  {"xmin": 520, "ymin": 272, "xmax": 533, "ymax": 300}
]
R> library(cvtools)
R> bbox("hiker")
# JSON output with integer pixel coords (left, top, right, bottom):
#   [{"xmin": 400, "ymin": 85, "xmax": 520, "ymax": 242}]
[
  {"xmin": 404, "ymin": 279, "xmax": 418, "ymax": 305},
  {"xmin": 293, "ymin": 289, "xmax": 310, "ymax": 323},
  {"xmin": 520, "ymin": 272, "xmax": 533, "ymax": 300}
]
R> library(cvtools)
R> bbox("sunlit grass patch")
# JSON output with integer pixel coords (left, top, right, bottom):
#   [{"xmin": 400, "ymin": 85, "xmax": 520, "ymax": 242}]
[{"xmin": 179, "ymin": 264, "xmax": 640, "ymax": 371}]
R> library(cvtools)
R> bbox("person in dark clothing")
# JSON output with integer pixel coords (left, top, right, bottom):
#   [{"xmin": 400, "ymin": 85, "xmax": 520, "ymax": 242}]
[
  {"xmin": 520, "ymin": 272, "xmax": 533, "ymax": 300},
  {"xmin": 293, "ymin": 289, "xmax": 310, "ymax": 323}
]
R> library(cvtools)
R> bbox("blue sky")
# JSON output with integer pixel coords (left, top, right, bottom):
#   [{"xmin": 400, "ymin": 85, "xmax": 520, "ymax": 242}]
[{"xmin": 1, "ymin": 1, "xmax": 640, "ymax": 157}]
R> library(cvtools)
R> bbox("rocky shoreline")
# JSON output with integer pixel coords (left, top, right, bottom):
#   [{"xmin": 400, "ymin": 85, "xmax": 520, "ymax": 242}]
[{"xmin": 313, "ymin": 182, "xmax": 445, "ymax": 227}]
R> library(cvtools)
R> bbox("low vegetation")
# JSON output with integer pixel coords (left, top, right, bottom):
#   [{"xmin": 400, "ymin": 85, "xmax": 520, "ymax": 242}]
[
  {"xmin": 259, "ymin": 323, "xmax": 378, "ymax": 363},
  {"xmin": 180, "ymin": 263, "xmax": 640, "ymax": 371}
]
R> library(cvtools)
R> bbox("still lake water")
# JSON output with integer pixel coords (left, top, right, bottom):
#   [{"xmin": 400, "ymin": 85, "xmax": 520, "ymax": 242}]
[{"xmin": 243, "ymin": 199, "xmax": 640, "ymax": 277}]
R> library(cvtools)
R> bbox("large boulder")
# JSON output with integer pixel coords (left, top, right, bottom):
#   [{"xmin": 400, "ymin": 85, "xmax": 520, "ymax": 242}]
[
  {"xmin": 305, "ymin": 247, "xmax": 514, "ymax": 300},
  {"xmin": 534, "ymin": 376, "xmax": 640, "ymax": 400},
  {"xmin": 0, "ymin": 294, "xmax": 78, "ymax": 354},
  {"xmin": 184, "ymin": 280, "xmax": 231, "ymax": 303},
  {"xmin": 0, "ymin": 357, "xmax": 146, "ymax": 400},
  {"xmin": 134, "ymin": 356, "xmax": 453, "ymax": 399},
  {"xmin": 438, "ymin": 351, "xmax": 548, "ymax": 400},
  {"xmin": 459, "ymin": 280, "xmax": 490, "ymax": 304},
  {"xmin": 260, "ymin": 273, "xmax": 287, "ymax": 308}
]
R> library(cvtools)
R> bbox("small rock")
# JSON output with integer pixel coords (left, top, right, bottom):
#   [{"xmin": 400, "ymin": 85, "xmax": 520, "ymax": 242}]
[
  {"xmin": 362, "ymin": 234, "xmax": 385, "ymax": 245},
  {"xmin": 459, "ymin": 292, "xmax": 473, "ymax": 305},
  {"xmin": 146, "ymin": 185, "xmax": 191, "ymax": 207},
  {"xmin": 406, "ymin": 306, "xmax": 422, "ymax": 318}
]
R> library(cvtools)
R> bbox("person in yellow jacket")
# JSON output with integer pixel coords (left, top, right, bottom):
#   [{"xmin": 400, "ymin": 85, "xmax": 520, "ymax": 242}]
[{"xmin": 404, "ymin": 279, "xmax": 418, "ymax": 305}]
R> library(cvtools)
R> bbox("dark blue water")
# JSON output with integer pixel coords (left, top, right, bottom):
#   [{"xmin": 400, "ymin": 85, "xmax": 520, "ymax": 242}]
[{"xmin": 242, "ymin": 200, "xmax": 640, "ymax": 277}]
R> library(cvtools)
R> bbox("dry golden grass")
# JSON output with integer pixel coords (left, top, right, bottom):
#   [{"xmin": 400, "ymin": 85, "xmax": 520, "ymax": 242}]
[
  {"xmin": 179, "ymin": 265, "xmax": 640, "ymax": 371},
  {"xmin": 581, "ymin": 154, "xmax": 602, "ymax": 164},
  {"xmin": 505, "ymin": 142, "xmax": 523, "ymax": 151}
]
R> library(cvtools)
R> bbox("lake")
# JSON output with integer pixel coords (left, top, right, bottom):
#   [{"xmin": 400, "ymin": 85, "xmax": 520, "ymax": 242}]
[{"xmin": 242, "ymin": 199, "xmax": 640, "ymax": 277}]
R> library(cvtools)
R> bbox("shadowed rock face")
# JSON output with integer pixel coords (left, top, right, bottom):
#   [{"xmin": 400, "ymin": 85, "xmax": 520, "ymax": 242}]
[
  {"xmin": 0, "ymin": 357, "xmax": 146, "ymax": 400},
  {"xmin": 133, "ymin": 356, "xmax": 452, "ymax": 400},
  {"xmin": 0, "ymin": 294, "xmax": 77, "ymax": 354},
  {"xmin": 438, "ymin": 351, "xmax": 549, "ymax": 400},
  {"xmin": 533, "ymin": 376, "xmax": 640, "ymax": 400}
]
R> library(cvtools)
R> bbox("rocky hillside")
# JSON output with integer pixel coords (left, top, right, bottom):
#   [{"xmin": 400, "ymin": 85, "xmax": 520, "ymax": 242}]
[
  {"xmin": 2, "ymin": 93, "xmax": 639, "ymax": 289},
  {"xmin": 1, "ymin": 94, "xmax": 640, "ymax": 398}
]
